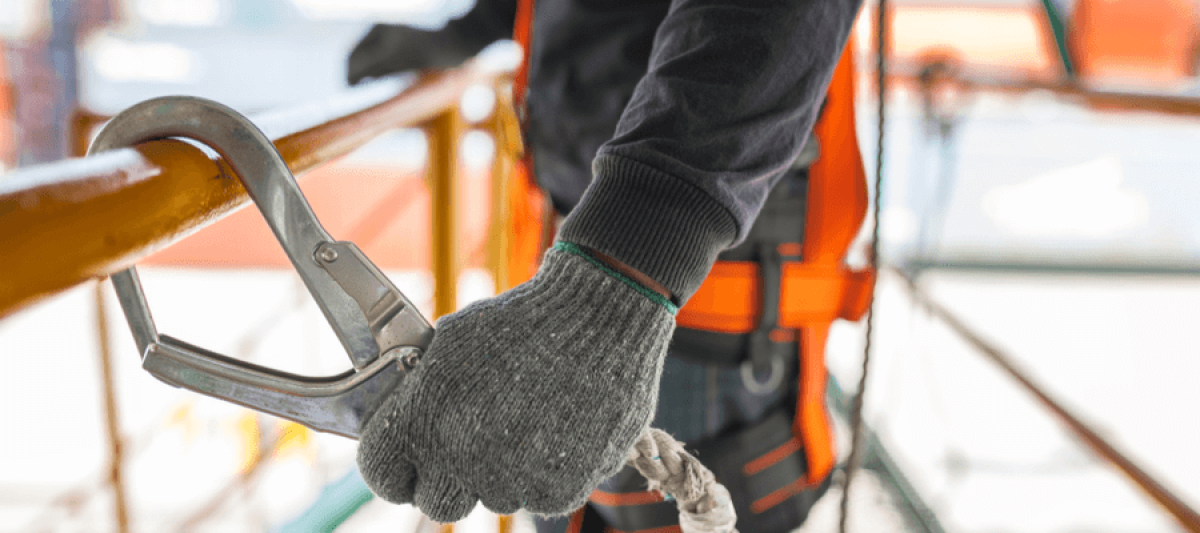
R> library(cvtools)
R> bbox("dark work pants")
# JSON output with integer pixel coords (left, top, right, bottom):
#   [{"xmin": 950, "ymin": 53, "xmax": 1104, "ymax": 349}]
[{"xmin": 534, "ymin": 352, "xmax": 800, "ymax": 533}]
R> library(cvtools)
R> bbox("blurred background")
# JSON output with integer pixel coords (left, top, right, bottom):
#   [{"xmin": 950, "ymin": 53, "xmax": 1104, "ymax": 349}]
[{"xmin": 1, "ymin": 0, "xmax": 1199, "ymax": 531}]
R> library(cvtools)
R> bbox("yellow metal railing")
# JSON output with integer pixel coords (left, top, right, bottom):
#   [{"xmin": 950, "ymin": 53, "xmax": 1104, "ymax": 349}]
[
  {"xmin": 0, "ymin": 54, "xmax": 520, "ymax": 320},
  {"xmin": 3, "ymin": 47, "xmax": 527, "ymax": 532}
]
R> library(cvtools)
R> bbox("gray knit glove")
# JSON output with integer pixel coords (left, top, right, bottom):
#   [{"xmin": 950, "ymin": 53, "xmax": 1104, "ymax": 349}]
[{"xmin": 357, "ymin": 243, "xmax": 677, "ymax": 522}]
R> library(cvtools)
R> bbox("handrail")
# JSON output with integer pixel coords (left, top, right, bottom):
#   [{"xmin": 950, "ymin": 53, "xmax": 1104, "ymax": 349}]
[
  {"xmin": 888, "ymin": 265, "xmax": 1200, "ymax": 533},
  {"xmin": 0, "ymin": 44, "xmax": 520, "ymax": 318},
  {"xmin": 892, "ymin": 59, "xmax": 1200, "ymax": 118},
  {"xmin": 905, "ymin": 257, "xmax": 1200, "ymax": 277}
]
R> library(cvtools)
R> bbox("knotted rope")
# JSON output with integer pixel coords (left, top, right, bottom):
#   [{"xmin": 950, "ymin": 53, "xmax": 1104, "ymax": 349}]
[{"xmin": 625, "ymin": 428, "xmax": 738, "ymax": 533}]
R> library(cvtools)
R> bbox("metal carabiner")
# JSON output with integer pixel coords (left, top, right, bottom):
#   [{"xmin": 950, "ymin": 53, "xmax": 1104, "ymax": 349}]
[{"xmin": 90, "ymin": 96, "xmax": 434, "ymax": 438}]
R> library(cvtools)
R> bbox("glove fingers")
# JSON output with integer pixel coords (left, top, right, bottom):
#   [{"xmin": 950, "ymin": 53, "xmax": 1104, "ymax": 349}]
[
  {"xmin": 414, "ymin": 470, "xmax": 478, "ymax": 523},
  {"xmin": 361, "ymin": 458, "xmax": 417, "ymax": 505},
  {"xmin": 357, "ymin": 439, "xmax": 417, "ymax": 504}
]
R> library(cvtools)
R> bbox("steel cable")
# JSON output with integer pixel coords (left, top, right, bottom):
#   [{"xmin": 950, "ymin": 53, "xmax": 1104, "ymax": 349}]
[{"xmin": 839, "ymin": 0, "xmax": 887, "ymax": 530}]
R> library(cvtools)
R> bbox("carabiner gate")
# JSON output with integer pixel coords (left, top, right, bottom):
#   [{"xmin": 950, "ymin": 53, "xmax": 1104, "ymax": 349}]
[{"xmin": 90, "ymin": 96, "xmax": 434, "ymax": 438}]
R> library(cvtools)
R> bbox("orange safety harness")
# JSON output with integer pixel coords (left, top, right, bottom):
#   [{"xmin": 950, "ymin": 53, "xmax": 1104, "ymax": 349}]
[
  {"xmin": 504, "ymin": 5, "xmax": 873, "ymax": 530},
  {"xmin": 676, "ymin": 42, "xmax": 874, "ymax": 500}
]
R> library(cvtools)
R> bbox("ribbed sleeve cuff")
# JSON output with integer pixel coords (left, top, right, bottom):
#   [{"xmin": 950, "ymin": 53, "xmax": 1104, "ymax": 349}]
[{"xmin": 558, "ymin": 154, "xmax": 738, "ymax": 303}]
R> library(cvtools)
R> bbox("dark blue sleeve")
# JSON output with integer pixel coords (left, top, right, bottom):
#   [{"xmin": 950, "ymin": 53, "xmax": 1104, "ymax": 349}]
[{"xmin": 559, "ymin": 0, "xmax": 863, "ymax": 302}]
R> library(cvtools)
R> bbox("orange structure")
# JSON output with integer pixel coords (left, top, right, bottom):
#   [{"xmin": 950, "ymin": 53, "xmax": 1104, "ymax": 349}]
[
  {"xmin": 1071, "ymin": 0, "xmax": 1200, "ymax": 83},
  {"xmin": 884, "ymin": 2, "xmax": 1059, "ymax": 77}
]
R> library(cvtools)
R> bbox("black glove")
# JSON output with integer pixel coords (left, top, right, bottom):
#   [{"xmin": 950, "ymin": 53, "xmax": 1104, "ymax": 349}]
[{"xmin": 347, "ymin": 0, "xmax": 517, "ymax": 85}]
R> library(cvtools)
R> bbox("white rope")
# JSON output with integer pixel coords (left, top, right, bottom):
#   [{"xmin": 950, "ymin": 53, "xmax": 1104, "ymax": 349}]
[{"xmin": 625, "ymin": 428, "xmax": 738, "ymax": 533}]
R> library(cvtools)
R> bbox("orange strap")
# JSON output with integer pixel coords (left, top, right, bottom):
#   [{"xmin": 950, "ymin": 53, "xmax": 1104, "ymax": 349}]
[
  {"xmin": 675, "ymin": 39, "xmax": 870, "ymax": 486},
  {"xmin": 793, "ymin": 36, "xmax": 870, "ymax": 487},
  {"xmin": 512, "ymin": 0, "xmax": 536, "ymax": 110},
  {"xmin": 566, "ymin": 507, "xmax": 586, "ymax": 533},
  {"xmin": 804, "ymin": 38, "xmax": 868, "ymax": 265},
  {"xmin": 676, "ymin": 261, "xmax": 873, "ymax": 334}
]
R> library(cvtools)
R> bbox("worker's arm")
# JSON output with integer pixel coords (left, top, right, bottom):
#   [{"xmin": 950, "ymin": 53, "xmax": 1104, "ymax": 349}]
[
  {"xmin": 561, "ymin": 0, "xmax": 863, "ymax": 302},
  {"xmin": 357, "ymin": 0, "xmax": 862, "ymax": 522}
]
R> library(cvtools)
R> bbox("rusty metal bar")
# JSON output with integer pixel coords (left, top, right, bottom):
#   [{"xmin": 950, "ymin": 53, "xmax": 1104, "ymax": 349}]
[
  {"xmin": 497, "ymin": 515, "xmax": 515, "ymax": 533},
  {"xmin": 890, "ymin": 266, "xmax": 1200, "ymax": 533},
  {"xmin": 489, "ymin": 132, "xmax": 512, "ymax": 296},
  {"xmin": 427, "ymin": 109, "xmax": 464, "ymax": 320},
  {"xmin": 0, "ymin": 55, "xmax": 516, "ymax": 319},
  {"xmin": 94, "ymin": 282, "xmax": 130, "ymax": 533},
  {"xmin": 488, "ymin": 86, "xmax": 523, "ymax": 294},
  {"xmin": 891, "ymin": 60, "xmax": 1200, "ymax": 118}
]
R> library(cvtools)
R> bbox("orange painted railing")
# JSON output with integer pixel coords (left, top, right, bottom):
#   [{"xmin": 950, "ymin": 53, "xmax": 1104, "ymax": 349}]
[{"xmin": 0, "ymin": 50, "xmax": 520, "ymax": 319}]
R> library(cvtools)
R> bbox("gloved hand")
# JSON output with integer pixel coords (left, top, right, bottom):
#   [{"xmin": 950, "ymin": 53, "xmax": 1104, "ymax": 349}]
[{"xmin": 357, "ymin": 243, "xmax": 678, "ymax": 521}]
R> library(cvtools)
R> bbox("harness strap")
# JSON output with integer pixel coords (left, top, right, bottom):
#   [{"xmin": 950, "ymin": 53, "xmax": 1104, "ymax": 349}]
[
  {"xmin": 677, "ymin": 262, "xmax": 873, "ymax": 333},
  {"xmin": 512, "ymin": 0, "xmax": 535, "ymax": 110},
  {"xmin": 793, "ymin": 37, "xmax": 870, "ymax": 486},
  {"xmin": 673, "ymin": 39, "xmax": 871, "ymax": 487}
]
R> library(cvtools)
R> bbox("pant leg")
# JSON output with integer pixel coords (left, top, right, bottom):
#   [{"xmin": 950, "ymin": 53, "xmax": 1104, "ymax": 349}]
[
  {"xmin": 653, "ymin": 348, "xmax": 798, "ymax": 444},
  {"xmin": 534, "ymin": 515, "xmax": 570, "ymax": 533}
]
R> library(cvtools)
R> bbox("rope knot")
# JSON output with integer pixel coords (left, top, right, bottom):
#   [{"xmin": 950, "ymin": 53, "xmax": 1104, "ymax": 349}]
[{"xmin": 626, "ymin": 428, "xmax": 738, "ymax": 533}]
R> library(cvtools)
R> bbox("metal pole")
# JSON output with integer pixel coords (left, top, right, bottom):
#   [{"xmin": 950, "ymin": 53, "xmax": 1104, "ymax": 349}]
[
  {"xmin": 489, "ymin": 80, "xmax": 523, "ymax": 533},
  {"xmin": 488, "ymin": 136, "xmax": 512, "ymax": 296},
  {"xmin": 488, "ymin": 89, "xmax": 520, "ymax": 295},
  {"xmin": 498, "ymin": 515, "xmax": 515, "ymax": 533},
  {"xmin": 427, "ymin": 108, "xmax": 462, "ymax": 530},
  {"xmin": 428, "ymin": 109, "xmax": 463, "ymax": 320},
  {"xmin": 94, "ymin": 281, "xmax": 130, "ymax": 533}
]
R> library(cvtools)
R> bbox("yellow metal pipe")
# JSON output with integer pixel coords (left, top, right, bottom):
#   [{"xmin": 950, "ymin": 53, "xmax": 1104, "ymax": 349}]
[
  {"xmin": 427, "ymin": 109, "xmax": 464, "ymax": 320},
  {"xmin": 497, "ymin": 515, "xmax": 514, "ymax": 533},
  {"xmin": 0, "ymin": 140, "xmax": 240, "ymax": 318},
  {"xmin": 0, "ymin": 59, "xmax": 513, "ymax": 318},
  {"xmin": 890, "ymin": 59, "xmax": 1200, "ymax": 118},
  {"xmin": 487, "ymin": 84, "xmax": 522, "ymax": 294},
  {"xmin": 94, "ymin": 282, "xmax": 131, "ymax": 533},
  {"xmin": 489, "ymin": 134, "xmax": 512, "ymax": 295},
  {"xmin": 487, "ymin": 82, "xmax": 525, "ymax": 533}
]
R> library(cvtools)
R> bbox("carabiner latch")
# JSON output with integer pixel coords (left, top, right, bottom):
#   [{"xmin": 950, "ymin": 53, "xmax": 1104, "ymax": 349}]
[{"xmin": 90, "ymin": 96, "xmax": 434, "ymax": 438}]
